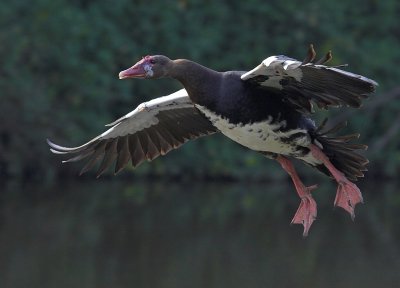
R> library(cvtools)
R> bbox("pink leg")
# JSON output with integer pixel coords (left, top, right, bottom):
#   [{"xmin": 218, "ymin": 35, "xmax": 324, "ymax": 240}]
[
  {"xmin": 277, "ymin": 155, "xmax": 318, "ymax": 237},
  {"xmin": 309, "ymin": 144, "xmax": 363, "ymax": 219}
]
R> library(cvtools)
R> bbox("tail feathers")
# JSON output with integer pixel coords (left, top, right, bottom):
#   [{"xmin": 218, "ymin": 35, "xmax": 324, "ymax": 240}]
[{"xmin": 312, "ymin": 119, "xmax": 368, "ymax": 182}]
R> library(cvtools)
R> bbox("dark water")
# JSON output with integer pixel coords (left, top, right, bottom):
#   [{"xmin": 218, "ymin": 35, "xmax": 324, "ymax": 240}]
[{"xmin": 1, "ymin": 180, "xmax": 400, "ymax": 288}]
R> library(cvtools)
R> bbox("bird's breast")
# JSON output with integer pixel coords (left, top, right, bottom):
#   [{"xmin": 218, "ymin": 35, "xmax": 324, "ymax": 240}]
[{"xmin": 196, "ymin": 105, "xmax": 312, "ymax": 156}]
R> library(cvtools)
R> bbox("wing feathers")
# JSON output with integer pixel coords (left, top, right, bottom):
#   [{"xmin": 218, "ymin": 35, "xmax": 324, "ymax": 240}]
[
  {"xmin": 79, "ymin": 141, "xmax": 108, "ymax": 175},
  {"xmin": 96, "ymin": 139, "xmax": 118, "ymax": 178},
  {"xmin": 143, "ymin": 131, "xmax": 160, "ymax": 161},
  {"xmin": 129, "ymin": 135, "xmax": 146, "ymax": 168},
  {"xmin": 146, "ymin": 128, "xmax": 169, "ymax": 155},
  {"xmin": 242, "ymin": 46, "xmax": 378, "ymax": 113},
  {"xmin": 62, "ymin": 149, "xmax": 95, "ymax": 163},
  {"xmin": 115, "ymin": 136, "xmax": 131, "ymax": 174},
  {"xmin": 136, "ymin": 131, "xmax": 149, "ymax": 159},
  {"xmin": 302, "ymin": 44, "xmax": 317, "ymax": 64},
  {"xmin": 154, "ymin": 124, "xmax": 182, "ymax": 148},
  {"xmin": 48, "ymin": 89, "xmax": 217, "ymax": 175}
]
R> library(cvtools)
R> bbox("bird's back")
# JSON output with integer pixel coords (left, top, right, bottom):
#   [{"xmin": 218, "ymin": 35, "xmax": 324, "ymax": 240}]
[{"xmin": 210, "ymin": 71, "xmax": 315, "ymax": 131}]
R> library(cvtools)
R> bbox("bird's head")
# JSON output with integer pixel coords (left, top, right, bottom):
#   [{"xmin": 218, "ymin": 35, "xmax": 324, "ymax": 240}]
[{"xmin": 119, "ymin": 55, "xmax": 172, "ymax": 80}]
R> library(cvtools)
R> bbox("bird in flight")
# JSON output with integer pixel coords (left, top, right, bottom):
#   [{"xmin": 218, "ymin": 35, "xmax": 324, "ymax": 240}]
[{"xmin": 48, "ymin": 45, "xmax": 377, "ymax": 236}]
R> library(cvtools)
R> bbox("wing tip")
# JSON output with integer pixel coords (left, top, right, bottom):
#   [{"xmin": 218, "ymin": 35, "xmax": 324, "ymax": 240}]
[
  {"xmin": 47, "ymin": 138, "xmax": 67, "ymax": 154},
  {"xmin": 47, "ymin": 138, "xmax": 57, "ymax": 150}
]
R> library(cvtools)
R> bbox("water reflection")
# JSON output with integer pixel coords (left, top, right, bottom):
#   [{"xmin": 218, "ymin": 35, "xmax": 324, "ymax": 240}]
[{"xmin": 1, "ymin": 180, "xmax": 400, "ymax": 288}]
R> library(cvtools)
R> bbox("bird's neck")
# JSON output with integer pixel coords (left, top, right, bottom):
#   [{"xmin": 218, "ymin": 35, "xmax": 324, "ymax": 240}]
[{"xmin": 169, "ymin": 59, "xmax": 221, "ymax": 106}]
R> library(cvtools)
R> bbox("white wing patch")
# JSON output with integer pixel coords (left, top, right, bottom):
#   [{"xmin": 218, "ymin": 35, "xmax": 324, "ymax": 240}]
[
  {"xmin": 48, "ymin": 89, "xmax": 195, "ymax": 153},
  {"xmin": 241, "ymin": 56, "xmax": 303, "ymax": 89},
  {"xmin": 100, "ymin": 89, "xmax": 193, "ymax": 140}
]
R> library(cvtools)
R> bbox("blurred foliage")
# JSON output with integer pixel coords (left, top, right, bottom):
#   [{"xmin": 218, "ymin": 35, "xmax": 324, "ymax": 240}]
[{"xmin": 1, "ymin": 0, "xmax": 399, "ymax": 181}]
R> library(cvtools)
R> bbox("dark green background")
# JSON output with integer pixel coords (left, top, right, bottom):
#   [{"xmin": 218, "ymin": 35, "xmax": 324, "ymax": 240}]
[
  {"xmin": 1, "ymin": 0, "xmax": 399, "ymax": 181},
  {"xmin": 2, "ymin": 2, "xmax": 400, "ymax": 287}
]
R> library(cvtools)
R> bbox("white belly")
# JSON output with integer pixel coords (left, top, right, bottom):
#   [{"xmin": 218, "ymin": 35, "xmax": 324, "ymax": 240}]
[{"xmin": 196, "ymin": 105, "xmax": 311, "ymax": 156}]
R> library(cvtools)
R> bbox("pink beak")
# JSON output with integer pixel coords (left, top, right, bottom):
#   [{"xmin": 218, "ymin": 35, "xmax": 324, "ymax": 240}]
[{"xmin": 119, "ymin": 62, "xmax": 147, "ymax": 79}]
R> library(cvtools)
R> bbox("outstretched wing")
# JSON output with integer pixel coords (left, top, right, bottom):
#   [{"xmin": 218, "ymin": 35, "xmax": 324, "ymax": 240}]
[
  {"xmin": 48, "ymin": 89, "xmax": 218, "ymax": 177},
  {"xmin": 241, "ymin": 45, "xmax": 378, "ymax": 113}
]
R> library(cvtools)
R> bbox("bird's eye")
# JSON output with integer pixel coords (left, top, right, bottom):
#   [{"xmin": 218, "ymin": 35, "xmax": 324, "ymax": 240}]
[{"xmin": 150, "ymin": 59, "xmax": 156, "ymax": 64}]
